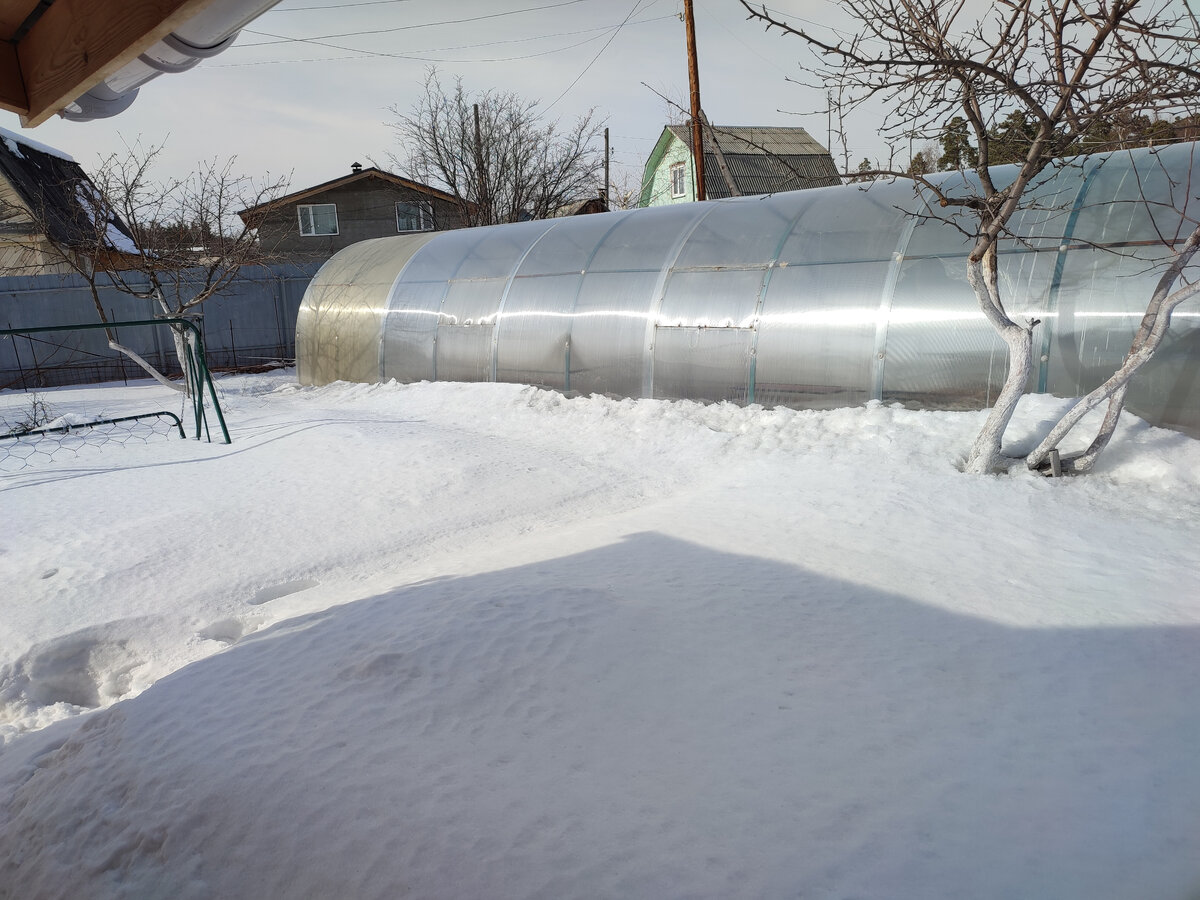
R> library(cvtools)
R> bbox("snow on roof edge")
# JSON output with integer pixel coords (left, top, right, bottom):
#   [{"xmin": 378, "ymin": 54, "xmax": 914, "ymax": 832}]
[{"xmin": 0, "ymin": 124, "xmax": 78, "ymax": 163}]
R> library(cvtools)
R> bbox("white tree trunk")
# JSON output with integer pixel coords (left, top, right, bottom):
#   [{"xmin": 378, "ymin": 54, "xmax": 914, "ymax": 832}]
[
  {"xmin": 169, "ymin": 326, "xmax": 194, "ymax": 399},
  {"xmin": 1026, "ymin": 255, "xmax": 1200, "ymax": 473},
  {"xmin": 107, "ymin": 341, "xmax": 185, "ymax": 392},
  {"xmin": 964, "ymin": 323, "xmax": 1033, "ymax": 473},
  {"xmin": 1070, "ymin": 383, "xmax": 1129, "ymax": 473},
  {"xmin": 962, "ymin": 246, "xmax": 1034, "ymax": 474}
]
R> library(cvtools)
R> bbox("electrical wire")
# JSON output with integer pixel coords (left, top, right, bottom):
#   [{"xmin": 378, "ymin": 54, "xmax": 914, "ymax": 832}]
[
  {"xmin": 237, "ymin": 16, "xmax": 661, "ymax": 52},
  {"xmin": 272, "ymin": 0, "xmax": 421, "ymax": 10},
  {"xmin": 221, "ymin": 15, "xmax": 673, "ymax": 66},
  {"xmin": 542, "ymin": 0, "xmax": 649, "ymax": 113},
  {"xmin": 225, "ymin": 30, "xmax": 607, "ymax": 65},
  {"xmin": 243, "ymin": 0, "xmax": 596, "ymax": 44}
]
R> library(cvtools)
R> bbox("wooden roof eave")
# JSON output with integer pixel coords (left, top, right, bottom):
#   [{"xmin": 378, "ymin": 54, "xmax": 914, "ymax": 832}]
[{"xmin": 0, "ymin": 0, "xmax": 225, "ymax": 127}]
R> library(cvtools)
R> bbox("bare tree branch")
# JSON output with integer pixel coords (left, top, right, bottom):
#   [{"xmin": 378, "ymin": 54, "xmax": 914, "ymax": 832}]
[
  {"xmin": 387, "ymin": 68, "xmax": 605, "ymax": 226},
  {"xmin": 742, "ymin": 0, "xmax": 1200, "ymax": 474}
]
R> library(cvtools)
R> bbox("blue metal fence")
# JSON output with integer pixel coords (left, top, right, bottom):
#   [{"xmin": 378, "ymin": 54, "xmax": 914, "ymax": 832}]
[{"xmin": 0, "ymin": 263, "xmax": 317, "ymax": 390}]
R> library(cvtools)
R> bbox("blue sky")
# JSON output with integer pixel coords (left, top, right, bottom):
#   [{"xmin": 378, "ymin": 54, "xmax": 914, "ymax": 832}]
[{"xmin": 6, "ymin": 1, "xmax": 875, "ymax": 196}]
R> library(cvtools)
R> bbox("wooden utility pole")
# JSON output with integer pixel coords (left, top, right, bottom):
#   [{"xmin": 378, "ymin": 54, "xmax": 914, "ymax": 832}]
[
  {"xmin": 473, "ymin": 102, "xmax": 490, "ymax": 224},
  {"xmin": 683, "ymin": 0, "xmax": 706, "ymax": 201},
  {"xmin": 604, "ymin": 126, "xmax": 610, "ymax": 208}
]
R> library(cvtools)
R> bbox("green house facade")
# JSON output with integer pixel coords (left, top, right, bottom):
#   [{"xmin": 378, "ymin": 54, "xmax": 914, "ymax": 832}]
[{"xmin": 638, "ymin": 125, "xmax": 841, "ymax": 207}]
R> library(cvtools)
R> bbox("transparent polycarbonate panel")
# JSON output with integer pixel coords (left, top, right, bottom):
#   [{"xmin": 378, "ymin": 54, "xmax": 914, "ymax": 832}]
[
  {"xmin": 753, "ymin": 261, "xmax": 884, "ymax": 408},
  {"xmin": 673, "ymin": 194, "xmax": 799, "ymax": 268},
  {"xmin": 1068, "ymin": 158, "xmax": 1144, "ymax": 249},
  {"xmin": 1123, "ymin": 298, "xmax": 1200, "ymax": 434},
  {"xmin": 998, "ymin": 245, "xmax": 1059, "ymax": 324},
  {"xmin": 652, "ymin": 327, "xmax": 754, "ymax": 403},
  {"xmin": 452, "ymin": 220, "xmax": 557, "ymax": 280},
  {"xmin": 435, "ymin": 324, "xmax": 493, "ymax": 383},
  {"xmin": 1044, "ymin": 245, "xmax": 1158, "ymax": 398},
  {"xmin": 295, "ymin": 143, "xmax": 1200, "ymax": 437},
  {"xmin": 381, "ymin": 280, "xmax": 447, "ymax": 383},
  {"xmin": 295, "ymin": 236, "xmax": 422, "ymax": 385},
  {"xmin": 440, "ymin": 277, "xmax": 506, "ymax": 326},
  {"xmin": 1068, "ymin": 147, "xmax": 1200, "ymax": 251},
  {"xmin": 651, "ymin": 268, "xmax": 766, "ymax": 402},
  {"xmin": 588, "ymin": 204, "xmax": 710, "ymax": 272},
  {"xmin": 1141, "ymin": 143, "xmax": 1200, "ymax": 234},
  {"xmin": 296, "ymin": 280, "xmax": 383, "ymax": 385},
  {"xmin": 1005, "ymin": 162, "xmax": 1090, "ymax": 250},
  {"xmin": 883, "ymin": 254, "xmax": 1008, "ymax": 408},
  {"xmin": 1045, "ymin": 189, "xmax": 1200, "ymax": 434},
  {"xmin": 516, "ymin": 212, "xmax": 632, "ymax": 276},
  {"xmin": 776, "ymin": 186, "xmax": 911, "ymax": 265},
  {"xmin": 435, "ymin": 277, "xmax": 507, "ymax": 381},
  {"xmin": 657, "ymin": 268, "xmax": 764, "ymax": 327},
  {"xmin": 901, "ymin": 205, "xmax": 975, "ymax": 260},
  {"xmin": 568, "ymin": 270, "xmax": 657, "ymax": 398},
  {"xmin": 400, "ymin": 227, "xmax": 495, "ymax": 282},
  {"xmin": 494, "ymin": 273, "xmax": 581, "ymax": 389}
]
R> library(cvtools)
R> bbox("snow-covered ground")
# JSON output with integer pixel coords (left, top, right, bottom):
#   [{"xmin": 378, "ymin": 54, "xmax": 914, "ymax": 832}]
[{"xmin": 1, "ymin": 371, "xmax": 1198, "ymax": 899}]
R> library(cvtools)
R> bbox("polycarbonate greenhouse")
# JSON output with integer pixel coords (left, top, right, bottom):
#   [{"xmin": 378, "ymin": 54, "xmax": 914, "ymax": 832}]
[{"xmin": 297, "ymin": 142, "xmax": 1200, "ymax": 434}]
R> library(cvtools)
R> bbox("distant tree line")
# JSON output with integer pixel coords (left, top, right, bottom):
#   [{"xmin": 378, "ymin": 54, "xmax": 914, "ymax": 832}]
[{"xmin": 932, "ymin": 111, "xmax": 1200, "ymax": 173}]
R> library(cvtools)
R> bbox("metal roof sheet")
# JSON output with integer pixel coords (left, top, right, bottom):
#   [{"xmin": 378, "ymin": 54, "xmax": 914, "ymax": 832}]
[
  {"xmin": 0, "ymin": 133, "xmax": 134, "ymax": 250},
  {"xmin": 704, "ymin": 152, "xmax": 842, "ymax": 198},
  {"xmin": 664, "ymin": 124, "xmax": 840, "ymax": 197}
]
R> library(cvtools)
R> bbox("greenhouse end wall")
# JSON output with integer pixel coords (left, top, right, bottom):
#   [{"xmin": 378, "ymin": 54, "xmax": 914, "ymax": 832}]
[{"xmin": 296, "ymin": 143, "xmax": 1200, "ymax": 434}]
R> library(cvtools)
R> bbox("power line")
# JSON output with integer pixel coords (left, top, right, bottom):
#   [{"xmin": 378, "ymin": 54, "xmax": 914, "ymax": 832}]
[
  {"xmin": 223, "ymin": 15, "xmax": 673, "ymax": 66},
  {"xmin": 543, "ymin": 0, "xmax": 649, "ymax": 113},
  {"xmin": 272, "ymin": 0, "xmax": 421, "ymax": 10},
  {"xmin": 244, "ymin": 0, "xmax": 595, "ymax": 44},
  {"xmin": 696, "ymin": 0, "xmax": 792, "ymax": 78},
  {"xmin": 238, "ymin": 16, "xmax": 660, "ymax": 52},
  {"xmin": 234, "ymin": 14, "xmax": 669, "ymax": 53},
  {"xmin": 220, "ymin": 29, "xmax": 616, "ymax": 66}
]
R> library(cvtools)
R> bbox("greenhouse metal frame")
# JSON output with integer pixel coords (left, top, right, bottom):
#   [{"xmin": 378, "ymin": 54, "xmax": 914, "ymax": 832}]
[{"xmin": 297, "ymin": 142, "xmax": 1200, "ymax": 434}]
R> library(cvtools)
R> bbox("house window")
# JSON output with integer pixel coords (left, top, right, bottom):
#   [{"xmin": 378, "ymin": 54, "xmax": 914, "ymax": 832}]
[
  {"xmin": 396, "ymin": 200, "xmax": 434, "ymax": 233},
  {"xmin": 297, "ymin": 203, "xmax": 338, "ymax": 236},
  {"xmin": 670, "ymin": 162, "xmax": 687, "ymax": 198}
]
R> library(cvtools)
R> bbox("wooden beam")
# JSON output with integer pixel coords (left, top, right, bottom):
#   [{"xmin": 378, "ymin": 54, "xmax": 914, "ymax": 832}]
[
  {"xmin": 0, "ymin": 1, "xmax": 47, "ymax": 40},
  {"xmin": 18, "ymin": 0, "xmax": 220, "ymax": 126},
  {"xmin": 0, "ymin": 41, "xmax": 28, "ymax": 115}
]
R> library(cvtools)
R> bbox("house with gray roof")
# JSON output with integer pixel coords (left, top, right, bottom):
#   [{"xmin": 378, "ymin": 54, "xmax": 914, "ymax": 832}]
[
  {"xmin": 239, "ymin": 164, "xmax": 468, "ymax": 262},
  {"xmin": 638, "ymin": 125, "xmax": 841, "ymax": 207}
]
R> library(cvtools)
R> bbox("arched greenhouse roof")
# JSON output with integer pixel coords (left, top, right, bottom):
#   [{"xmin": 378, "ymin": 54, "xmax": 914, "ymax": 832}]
[{"xmin": 297, "ymin": 142, "xmax": 1200, "ymax": 434}]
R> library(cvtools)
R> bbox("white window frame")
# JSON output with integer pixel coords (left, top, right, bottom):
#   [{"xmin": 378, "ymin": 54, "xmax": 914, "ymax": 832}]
[
  {"xmin": 297, "ymin": 203, "xmax": 338, "ymax": 237},
  {"xmin": 396, "ymin": 199, "xmax": 434, "ymax": 233},
  {"xmin": 670, "ymin": 161, "xmax": 687, "ymax": 198}
]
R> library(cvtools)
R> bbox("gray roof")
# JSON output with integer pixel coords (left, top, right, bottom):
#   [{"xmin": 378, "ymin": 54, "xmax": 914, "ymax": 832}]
[
  {"xmin": 665, "ymin": 125, "xmax": 842, "ymax": 198},
  {"xmin": 0, "ymin": 135, "xmax": 135, "ymax": 250}
]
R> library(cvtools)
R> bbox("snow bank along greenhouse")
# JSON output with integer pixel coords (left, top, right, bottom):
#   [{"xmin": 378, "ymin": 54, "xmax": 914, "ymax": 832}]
[{"xmin": 297, "ymin": 143, "xmax": 1200, "ymax": 435}]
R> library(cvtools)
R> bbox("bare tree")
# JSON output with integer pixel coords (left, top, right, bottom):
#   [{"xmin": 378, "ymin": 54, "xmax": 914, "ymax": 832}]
[
  {"xmin": 7, "ymin": 142, "xmax": 287, "ymax": 392},
  {"xmin": 741, "ymin": 0, "xmax": 1200, "ymax": 473},
  {"xmin": 388, "ymin": 68, "xmax": 605, "ymax": 226},
  {"xmin": 606, "ymin": 168, "xmax": 644, "ymax": 211}
]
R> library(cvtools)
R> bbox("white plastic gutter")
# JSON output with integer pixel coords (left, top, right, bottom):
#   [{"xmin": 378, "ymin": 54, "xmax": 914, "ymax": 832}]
[{"xmin": 60, "ymin": 0, "xmax": 283, "ymax": 121}]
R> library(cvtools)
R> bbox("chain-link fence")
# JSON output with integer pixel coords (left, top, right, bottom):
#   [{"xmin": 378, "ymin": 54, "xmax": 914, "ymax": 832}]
[{"xmin": 0, "ymin": 410, "xmax": 184, "ymax": 472}]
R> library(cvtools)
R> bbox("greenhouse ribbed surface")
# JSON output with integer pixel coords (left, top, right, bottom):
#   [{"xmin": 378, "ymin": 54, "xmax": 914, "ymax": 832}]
[{"xmin": 297, "ymin": 142, "xmax": 1200, "ymax": 433}]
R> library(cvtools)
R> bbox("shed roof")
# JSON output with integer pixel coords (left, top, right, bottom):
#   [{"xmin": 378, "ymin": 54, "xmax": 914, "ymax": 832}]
[
  {"xmin": 646, "ymin": 125, "xmax": 842, "ymax": 203},
  {"xmin": 0, "ymin": 128, "xmax": 135, "ymax": 251},
  {"xmin": 665, "ymin": 124, "xmax": 832, "ymax": 158}
]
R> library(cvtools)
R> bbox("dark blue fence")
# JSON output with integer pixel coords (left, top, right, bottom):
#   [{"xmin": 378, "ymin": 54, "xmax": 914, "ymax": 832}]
[{"xmin": 0, "ymin": 263, "xmax": 318, "ymax": 390}]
